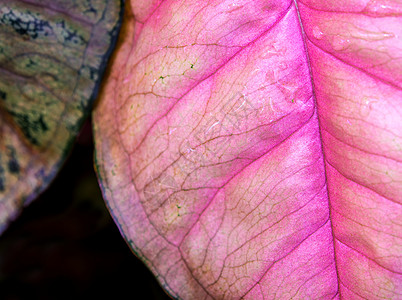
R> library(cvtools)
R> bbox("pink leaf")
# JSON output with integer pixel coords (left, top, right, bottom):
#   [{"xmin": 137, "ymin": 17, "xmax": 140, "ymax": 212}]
[{"xmin": 93, "ymin": 0, "xmax": 402, "ymax": 298}]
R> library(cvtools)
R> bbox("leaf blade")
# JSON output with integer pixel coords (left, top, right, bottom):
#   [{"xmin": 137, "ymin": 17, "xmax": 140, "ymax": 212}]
[{"xmin": 0, "ymin": 0, "xmax": 123, "ymax": 233}]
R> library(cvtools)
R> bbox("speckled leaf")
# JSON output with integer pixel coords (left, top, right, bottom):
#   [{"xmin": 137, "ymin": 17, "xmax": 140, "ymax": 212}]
[
  {"xmin": 94, "ymin": 0, "xmax": 402, "ymax": 298},
  {"xmin": 0, "ymin": 0, "xmax": 123, "ymax": 233}
]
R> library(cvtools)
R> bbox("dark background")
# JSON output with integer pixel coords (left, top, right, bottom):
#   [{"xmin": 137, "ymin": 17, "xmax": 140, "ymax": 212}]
[{"xmin": 0, "ymin": 119, "xmax": 171, "ymax": 300}]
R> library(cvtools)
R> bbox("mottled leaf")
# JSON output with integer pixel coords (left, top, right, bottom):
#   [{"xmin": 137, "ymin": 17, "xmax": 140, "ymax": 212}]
[
  {"xmin": 94, "ymin": 0, "xmax": 402, "ymax": 298},
  {"xmin": 0, "ymin": 0, "xmax": 123, "ymax": 233}
]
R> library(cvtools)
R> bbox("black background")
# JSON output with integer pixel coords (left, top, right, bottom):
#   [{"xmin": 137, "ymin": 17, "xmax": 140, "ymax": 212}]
[{"xmin": 0, "ymin": 119, "xmax": 171, "ymax": 300}]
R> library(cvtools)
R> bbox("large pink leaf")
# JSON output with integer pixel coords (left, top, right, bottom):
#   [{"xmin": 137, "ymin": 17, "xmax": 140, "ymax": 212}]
[{"xmin": 93, "ymin": 0, "xmax": 402, "ymax": 298}]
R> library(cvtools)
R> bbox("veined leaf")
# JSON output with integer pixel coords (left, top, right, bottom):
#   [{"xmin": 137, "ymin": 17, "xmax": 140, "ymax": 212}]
[
  {"xmin": 0, "ymin": 0, "xmax": 123, "ymax": 233},
  {"xmin": 94, "ymin": 0, "xmax": 402, "ymax": 298}
]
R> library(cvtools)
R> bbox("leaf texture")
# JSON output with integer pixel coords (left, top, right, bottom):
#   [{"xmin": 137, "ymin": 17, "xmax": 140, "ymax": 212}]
[
  {"xmin": 93, "ymin": 0, "xmax": 402, "ymax": 298},
  {"xmin": 0, "ymin": 0, "xmax": 123, "ymax": 233}
]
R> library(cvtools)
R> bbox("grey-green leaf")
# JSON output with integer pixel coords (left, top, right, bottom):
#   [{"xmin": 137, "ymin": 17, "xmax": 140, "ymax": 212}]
[{"xmin": 0, "ymin": 0, "xmax": 123, "ymax": 233}]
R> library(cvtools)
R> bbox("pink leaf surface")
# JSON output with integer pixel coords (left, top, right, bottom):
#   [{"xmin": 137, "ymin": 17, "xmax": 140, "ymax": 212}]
[{"xmin": 93, "ymin": 0, "xmax": 402, "ymax": 298}]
